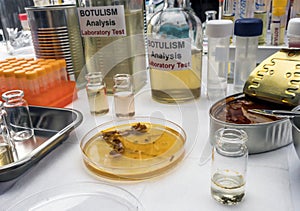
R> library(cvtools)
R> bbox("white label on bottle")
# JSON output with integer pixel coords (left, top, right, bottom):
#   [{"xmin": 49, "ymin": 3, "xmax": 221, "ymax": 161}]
[
  {"xmin": 147, "ymin": 37, "xmax": 192, "ymax": 71},
  {"xmin": 77, "ymin": 6, "xmax": 126, "ymax": 37}
]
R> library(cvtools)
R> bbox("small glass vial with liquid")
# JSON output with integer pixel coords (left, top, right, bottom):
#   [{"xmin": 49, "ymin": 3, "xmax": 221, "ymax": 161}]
[
  {"xmin": 211, "ymin": 128, "xmax": 248, "ymax": 205},
  {"xmin": 113, "ymin": 74, "xmax": 135, "ymax": 118},
  {"xmin": 85, "ymin": 72, "xmax": 109, "ymax": 115},
  {"xmin": 2, "ymin": 90, "xmax": 35, "ymax": 142}
]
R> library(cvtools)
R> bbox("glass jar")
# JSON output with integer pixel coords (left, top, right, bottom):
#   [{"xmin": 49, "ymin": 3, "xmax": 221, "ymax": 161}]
[
  {"xmin": 211, "ymin": 128, "xmax": 248, "ymax": 205},
  {"xmin": 2, "ymin": 90, "xmax": 35, "ymax": 142},
  {"xmin": 85, "ymin": 72, "xmax": 109, "ymax": 115},
  {"xmin": 147, "ymin": 0, "xmax": 202, "ymax": 103},
  {"xmin": 78, "ymin": 0, "xmax": 147, "ymax": 93},
  {"xmin": 113, "ymin": 74, "xmax": 135, "ymax": 118}
]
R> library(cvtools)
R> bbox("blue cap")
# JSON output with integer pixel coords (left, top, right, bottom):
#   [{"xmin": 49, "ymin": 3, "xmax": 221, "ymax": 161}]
[{"xmin": 234, "ymin": 18, "xmax": 263, "ymax": 37}]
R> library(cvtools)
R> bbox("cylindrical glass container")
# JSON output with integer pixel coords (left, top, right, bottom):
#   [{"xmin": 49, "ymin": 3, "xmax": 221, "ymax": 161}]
[
  {"xmin": 211, "ymin": 128, "xmax": 248, "ymax": 205},
  {"xmin": 113, "ymin": 74, "xmax": 135, "ymax": 118},
  {"xmin": 2, "ymin": 90, "xmax": 35, "ymax": 142},
  {"xmin": 85, "ymin": 72, "xmax": 109, "ymax": 115},
  {"xmin": 254, "ymin": 0, "xmax": 271, "ymax": 45},
  {"xmin": 147, "ymin": 0, "xmax": 202, "ymax": 103},
  {"xmin": 206, "ymin": 19, "xmax": 233, "ymax": 102},
  {"xmin": 233, "ymin": 18, "xmax": 262, "ymax": 92},
  {"xmin": 78, "ymin": 0, "xmax": 147, "ymax": 93}
]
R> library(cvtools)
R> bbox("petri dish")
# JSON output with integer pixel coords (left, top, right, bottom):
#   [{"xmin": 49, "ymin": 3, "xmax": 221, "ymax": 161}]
[
  {"xmin": 7, "ymin": 181, "xmax": 144, "ymax": 211},
  {"xmin": 80, "ymin": 117, "xmax": 186, "ymax": 181}
]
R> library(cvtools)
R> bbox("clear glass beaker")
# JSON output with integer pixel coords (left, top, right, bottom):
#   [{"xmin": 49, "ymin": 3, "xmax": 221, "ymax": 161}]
[{"xmin": 2, "ymin": 90, "xmax": 35, "ymax": 142}]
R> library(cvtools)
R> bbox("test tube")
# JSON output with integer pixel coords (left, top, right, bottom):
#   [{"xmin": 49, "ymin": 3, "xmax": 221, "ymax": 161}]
[
  {"xmin": 222, "ymin": 0, "xmax": 236, "ymax": 21},
  {"xmin": 206, "ymin": 19, "xmax": 233, "ymax": 102},
  {"xmin": 57, "ymin": 59, "xmax": 68, "ymax": 81},
  {"xmin": 36, "ymin": 67, "xmax": 48, "ymax": 93},
  {"xmin": 292, "ymin": 0, "xmax": 300, "ymax": 18},
  {"xmin": 25, "ymin": 71, "xmax": 40, "ymax": 96},
  {"xmin": 14, "ymin": 70, "xmax": 27, "ymax": 92},
  {"xmin": 3, "ymin": 68, "xmax": 15, "ymax": 91},
  {"xmin": 233, "ymin": 18, "xmax": 262, "ymax": 92},
  {"xmin": 254, "ymin": 0, "xmax": 271, "ymax": 45},
  {"xmin": 287, "ymin": 18, "xmax": 300, "ymax": 48},
  {"xmin": 237, "ymin": 0, "xmax": 254, "ymax": 19},
  {"xmin": 270, "ymin": 0, "xmax": 288, "ymax": 45}
]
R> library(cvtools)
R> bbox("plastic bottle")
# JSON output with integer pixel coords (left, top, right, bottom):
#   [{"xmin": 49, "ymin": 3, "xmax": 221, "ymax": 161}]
[
  {"xmin": 147, "ymin": 0, "xmax": 202, "ymax": 103},
  {"xmin": 287, "ymin": 18, "xmax": 300, "ymax": 48},
  {"xmin": 233, "ymin": 18, "xmax": 262, "ymax": 92},
  {"xmin": 206, "ymin": 19, "xmax": 233, "ymax": 102}
]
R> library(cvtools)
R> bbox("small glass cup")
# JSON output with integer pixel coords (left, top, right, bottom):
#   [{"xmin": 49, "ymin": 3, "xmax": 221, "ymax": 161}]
[
  {"xmin": 211, "ymin": 128, "xmax": 248, "ymax": 205},
  {"xmin": 113, "ymin": 74, "xmax": 135, "ymax": 118},
  {"xmin": 2, "ymin": 90, "xmax": 35, "ymax": 142},
  {"xmin": 85, "ymin": 72, "xmax": 109, "ymax": 115}
]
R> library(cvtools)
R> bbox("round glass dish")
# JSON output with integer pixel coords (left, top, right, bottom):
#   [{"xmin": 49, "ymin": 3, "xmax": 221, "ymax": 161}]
[
  {"xmin": 6, "ymin": 181, "xmax": 144, "ymax": 211},
  {"xmin": 80, "ymin": 117, "xmax": 186, "ymax": 180}
]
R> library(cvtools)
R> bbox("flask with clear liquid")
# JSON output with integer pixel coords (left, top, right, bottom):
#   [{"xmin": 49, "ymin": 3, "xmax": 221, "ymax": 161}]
[
  {"xmin": 78, "ymin": 0, "xmax": 147, "ymax": 93},
  {"xmin": 147, "ymin": 0, "xmax": 202, "ymax": 103}
]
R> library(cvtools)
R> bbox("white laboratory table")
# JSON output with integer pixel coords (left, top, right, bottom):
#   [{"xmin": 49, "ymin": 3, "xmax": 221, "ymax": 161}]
[
  {"xmin": 0, "ymin": 43, "xmax": 300, "ymax": 211},
  {"xmin": 0, "ymin": 83, "xmax": 299, "ymax": 211}
]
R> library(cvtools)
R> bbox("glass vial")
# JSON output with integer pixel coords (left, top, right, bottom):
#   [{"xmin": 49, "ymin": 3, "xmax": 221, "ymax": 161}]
[
  {"xmin": 2, "ymin": 90, "xmax": 35, "ymax": 142},
  {"xmin": 254, "ymin": 0, "xmax": 271, "ymax": 45},
  {"xmin": 86, "ymin": 72, "xmax": 109, "ymax": 115},
  {"xmin": 113, "ymin": 74, "xmax": 135, "ymax": 118},
  {"xmin": 211, "ymin": 128, "xmax": 248, "ymax": 205},
  {"xmin": 147, "ymin": 0, "xmax": 203, "ymax": 103},
  {"xmin": 233, "ymin": 18, "xmax": 262, "ymax": 92},
  {"xmin": 206, "ymin": 19, "xmax": 233, "ymax": 102},
  {"xmin": 0, "ymin": 101, "xmax": 15, "ymax": 166}
]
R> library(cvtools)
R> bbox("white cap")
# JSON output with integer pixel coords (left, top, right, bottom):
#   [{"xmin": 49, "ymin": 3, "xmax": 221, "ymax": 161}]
[
  {"xmin": 206, "ymin": 20, "xmax": 234, "ymax": 38},
  {"xmin": 287, "ymin": 18, "xmax": 300, "ymax": 37}
]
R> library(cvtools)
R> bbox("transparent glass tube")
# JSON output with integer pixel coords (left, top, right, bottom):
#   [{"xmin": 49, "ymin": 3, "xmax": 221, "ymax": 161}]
[
  {"xmin": 254, "ymin": 0, "xmax": 271, "ymax": 45},
  {"xmin": 211, "ymin": 128, "xmax": 248, "ymax": 205},
  {"xmin": 113, "ymin": 74, "xmax": 135, "ymax": 118},
  {"xmin": 2, "ymin": 90, "xmax": 35, "ymax": 142}
]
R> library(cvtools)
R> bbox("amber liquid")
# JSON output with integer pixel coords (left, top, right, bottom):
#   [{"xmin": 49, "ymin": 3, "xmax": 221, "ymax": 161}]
[
  {"xmin": 150, "ymin": 50, "xmax": 202, "ymax": 103},
  {"xmin": 82, "ymin": 122, "xmax": 185, "ymax": 180},
  {"xmin": 84, "ymin": 10, "xmax": 146, "ymax": 93},
  {"xmin": 0, "ymin": 144, "xmax": 14, "ymax": 166},
  {"xmin": 87, "ymin": 87, "xmax": 109, "ymax": 115},
  {"xmin": 254, "ymin": 11, "xmax": 267, "ymax": 45}
]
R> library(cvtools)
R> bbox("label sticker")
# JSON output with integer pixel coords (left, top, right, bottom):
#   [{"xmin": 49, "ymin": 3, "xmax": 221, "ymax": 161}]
[
  {"xmin": 77, "ymin": 6, "xmax": 126, "ymax": 37},
  {"xmin": 147, "ymin": 37, "xmax": 192, "ymax": 71}
]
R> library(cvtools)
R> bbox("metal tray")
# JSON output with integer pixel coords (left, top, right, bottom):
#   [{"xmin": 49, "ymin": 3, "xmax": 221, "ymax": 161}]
[{"xmin": 0, "ymin": 106, "xmax": 83, "ymax": 192}]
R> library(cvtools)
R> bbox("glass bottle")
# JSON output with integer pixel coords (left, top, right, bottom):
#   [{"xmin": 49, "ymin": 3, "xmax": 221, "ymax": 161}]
[
  {"xmin": 2, "ymin": 90, "xmax": 35, "ymax": 142},
  {"xmin": 78, "ymin": 0, "xmax": 147, "ymax": 93},
  {"xmin": 85, "ymin": 72, "xmax": 109, "ymax": 115},
  {"xmin": 254, "ymin": 0, "xmax": 271, "ymax": 45},
  {"xmin": 211, "ymin": 128, "xmax": 248, "ymax": 205},
  {"xmin": 113, "ymin": 74, "xmax": 135, "ymax": 118},
  {"xmin": 147, "ymin": 0, "xmax": 202, "ymax": 103}
]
